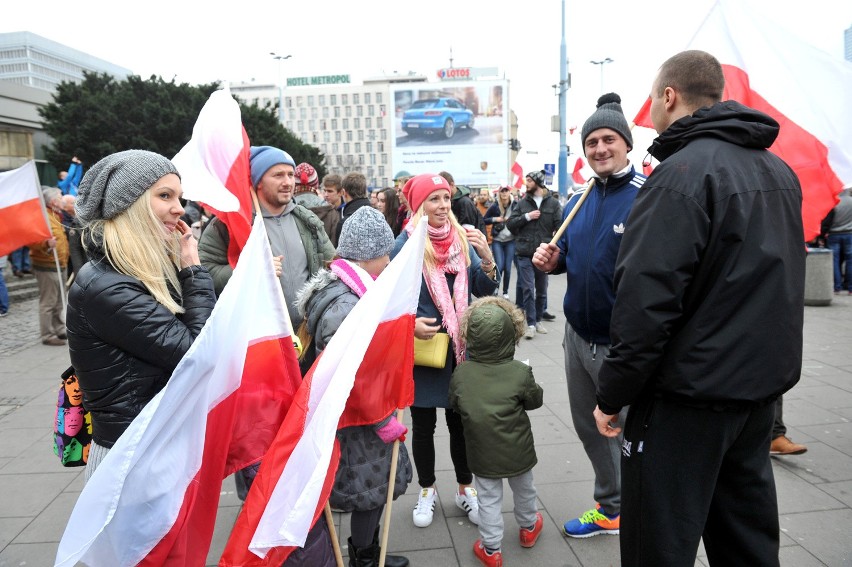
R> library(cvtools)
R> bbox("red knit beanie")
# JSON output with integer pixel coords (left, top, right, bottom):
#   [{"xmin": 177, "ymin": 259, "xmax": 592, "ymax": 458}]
[
  {"xmin": 403, "ymin": 173, "xmax": 451, "ymax": 213},
  {"xmin": 294, "ymin": 162, "xmax": 318, "ymax": 188}
]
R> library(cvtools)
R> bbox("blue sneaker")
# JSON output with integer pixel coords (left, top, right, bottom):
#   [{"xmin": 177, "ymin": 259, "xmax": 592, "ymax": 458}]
[{"xmin": 562, "ymin": 504, "xmax": 620, "ymax": 538}]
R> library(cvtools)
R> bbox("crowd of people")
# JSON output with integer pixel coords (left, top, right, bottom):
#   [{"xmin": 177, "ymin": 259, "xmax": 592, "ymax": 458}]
[{"xmin": 9, "ymin": 49, "xmax": 819, "ymax": 566}]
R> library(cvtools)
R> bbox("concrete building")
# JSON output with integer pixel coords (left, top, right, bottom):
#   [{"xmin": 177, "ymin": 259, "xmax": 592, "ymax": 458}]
[
  {"xmin": 0, "ymin": 31, "xmax": 132, "ymax": 175},
  {"xmin": 231, "ymin": 73, "xmax": 428, "ymax": 188},
  {"xmin": 846, "ymin": 24, "xmax": 852, "ymax": 62}
]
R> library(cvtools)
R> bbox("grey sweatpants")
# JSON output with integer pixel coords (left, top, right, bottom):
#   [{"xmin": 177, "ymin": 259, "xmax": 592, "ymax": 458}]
[
  {"xmin": 474, "ymin": 471, "xmax": 538, "ymax": 549},
  {"xmin": 564, "ymin": 324, "xmax": 627, "ymax": 516}
]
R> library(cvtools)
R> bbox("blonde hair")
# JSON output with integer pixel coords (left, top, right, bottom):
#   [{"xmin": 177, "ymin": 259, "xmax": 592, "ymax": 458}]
[
  {"xmin": 88, "ymin": 188, "xmax": 184, "ymax": 314},
  {"xmin": 409, "ymin": 205, "xmax": 471, "ymax": 271}
]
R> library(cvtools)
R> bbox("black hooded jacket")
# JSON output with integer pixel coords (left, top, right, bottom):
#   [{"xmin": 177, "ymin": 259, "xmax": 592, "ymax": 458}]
[{"xmin": 597, "ymin": 101, "xmax": 805, "ymax": 414}]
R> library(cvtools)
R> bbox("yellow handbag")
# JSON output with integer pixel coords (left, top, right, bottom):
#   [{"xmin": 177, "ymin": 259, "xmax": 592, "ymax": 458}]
[{"xmin": 413, "ymin": 333, "xmax": 450, "ymax": 369}]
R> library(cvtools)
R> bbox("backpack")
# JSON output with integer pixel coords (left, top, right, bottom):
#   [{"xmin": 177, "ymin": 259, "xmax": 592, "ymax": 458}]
[{"xmin": 53, "ymin": 366, "xmax": 92, "ymax": 467}]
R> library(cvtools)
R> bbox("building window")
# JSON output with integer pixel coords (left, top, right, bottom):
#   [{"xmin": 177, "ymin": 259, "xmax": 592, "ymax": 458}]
[
  {"xmin": 309, "ymin": 119, "xmax": 315, "ymax": 130},
  {"xmin": 335, "ymin": 131, "xmax": 342, "ymax": 142},
  {"xmin": 330, "ymin": 94, "xmax": 337, "ymax": 105},
  {"xmin": 296, "ymin": 96, "xmax": 304, "ymax": 106},
  {"xmin": 342, "ymin": 94, "xmax": 348, "ymax": 105},
  {"xmin": 379, "ymin": 166, "xmax": 385, "ymax": 177},
  {"xmin": 377, "ymin": 93, "xmax": 383, "ymax": 103},
  {"xmin": 358, "ymin": 130, "xmax": 364, "ymax": 141},
  {"xmin": 359, "ymin": 155, "xmax": 365, "ymax": 165},
  {"xmin": 312, "ymin": 132, "xmax": 319, "ymax": 143},
  {"xmin": 366, "ymin": 117, "xmax": 372, "ymax": 128},
  {"xmin": 378, "ymin": 142, "xmax": 384, "ymax": 152},
  {"xmin": 285, "ymin": 96, "xmax": 293, "ymax": 108},
  {"xmin": 365, "ymin": 93, "xmax": 371, "ymax": 104},
  {"xmin": 311, "ymin": 107, "xmax": 318, "ymax": 119},
  {"xmin": 354, "ymin": 117, "xmax": 360, "ymax": 129},
  {"xmin": 381, "ymin": 129, "xmax": 387, "ymax": 140},
  {"xmin": 334, "ymin": 106, "xmax": 340, "ymax": 118},
  {"xmin": 320, "ymin": 119, "xmax": 327, "ymax": 130},
  {"xmin": 368, "ymin": 105, "xmax": 375, "ymax": 117},
  {"xmin": 331, "ymin": 118, "xmax": 338, "ymax": 129},
  {"xmin": 307, "ymin": 95, "xmax": 314, "ymax": 106},
  {"xmin": 370, "ymin": 154, "xmax": 376, "ymax": 165},
  {"xmin": 319, "ymin": 95, "xmax": 326, "ymax": 106},
  {"xmin": 343, "ymin": 118, "xmax": 349, "ymax": 129},
  {"xmin": 297, "ymin": 120, "xmax": 304, "ymax": 131},
  {"xmin": 322, "ymin": 107, "xmax": 330, "ymax": 118},
  {"xmin": 353, "ymin": 93, "xmax": 360, "ymax": 104},
  {"xmin": 332, "ymin": 143, "xmax": 339, "ymax": 153},
  {"xmin": 357, "ymin": 105, "xmax": 364, "ymax": 117},
  {"xmin": 377, "ymin": 117, "xmax": 383, "ymax": 128},
  {"xmin": 346, "ymin": 131, "xmax": 353, "ymax": 141},
  {"xmin": 366, "ymin": 142, "xmax": 373, "ymax": 153},
  {"xmin": 299, "ymin": 107, "xmax": 307, "ymax": 119},
  {"xmin": 323, "ymin": 131, "xmax": 331, "ymax": 142},
  {"xmin": 345, "ymin": 106, "xmax": 352, "ymax": 117},
  {"xmin": 382, "ymin": 154, "xmax": 388, "ymax": 164},
  {"xmin": 344, "ymin": 143, "xmax": 350, "ymax": 153},
  {"xmin": 355, "ymin": 142, "xmax": 361, "ymax": 153}
]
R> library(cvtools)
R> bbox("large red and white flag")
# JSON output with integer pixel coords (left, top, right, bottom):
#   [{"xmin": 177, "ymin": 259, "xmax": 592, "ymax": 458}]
[
  {"xmin": 55, "ymin": 215, "xmax": 303, "ymax": 567},
  {"xmin": 173, "ymin": 86, "xmax": 254, "ymax": 267},
  {"xmin": 0, "ymin": 161, "xmax": 51, "ymax": 257},
  {"xmin": 633, "ymin": 0, "xmax": 852, "ymax": 241},
  {"xmin": 220, "ymin": 221, "xmax": 426, "ymax": 566}
]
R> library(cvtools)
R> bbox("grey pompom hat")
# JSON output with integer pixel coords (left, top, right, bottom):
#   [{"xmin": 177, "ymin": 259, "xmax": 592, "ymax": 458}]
[
  {"xmin": 581, "ymin": 92, "xmax": 633, "ymax": 151},
  {"xmin": 336, "ymin": 206, "xmax": 395, "ymax": 261},
  {"xmin": 75, "ymin": 150, "xmax": 180, "ymax": 224}
]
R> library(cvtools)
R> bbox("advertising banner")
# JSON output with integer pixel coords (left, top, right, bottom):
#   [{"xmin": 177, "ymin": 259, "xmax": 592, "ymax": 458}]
[{"xmin": 391, "ymin": 80, "xmax": 509, "ymax": 186}]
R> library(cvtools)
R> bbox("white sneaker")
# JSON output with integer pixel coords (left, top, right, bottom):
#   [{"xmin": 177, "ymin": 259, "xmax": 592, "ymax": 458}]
[
  {"xmin": 502, "ymin": 293, "xmax": 510, "ymax": 299},
  {"xmin": 535, "ymin": 322, "xmax": 548, "ymax": 334},
  {"xmin": 525, "ymin": 325, "xmax": 536, "ymax": 340},
  {"xmin": 413, "ymin": 487, "xmax": 437, "ymax": 527},
  {"xmin": 455, "ymin": 486, "xmax": 480, "ymax": 525}
]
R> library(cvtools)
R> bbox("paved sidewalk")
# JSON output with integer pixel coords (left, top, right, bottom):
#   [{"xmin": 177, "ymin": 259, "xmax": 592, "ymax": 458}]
[{"xmin": 1, "ymin": 276, "xmax": 851, "ymax": 566}]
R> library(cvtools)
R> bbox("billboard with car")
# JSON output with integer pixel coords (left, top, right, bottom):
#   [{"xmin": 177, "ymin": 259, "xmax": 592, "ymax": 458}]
[{"xmin": 391, "ymin": 79, "xmax": 509, "ymax": 186}]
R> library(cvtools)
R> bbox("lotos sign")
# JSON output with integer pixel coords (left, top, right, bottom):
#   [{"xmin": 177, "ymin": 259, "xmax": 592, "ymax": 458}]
[{"xmin": 437, "ymin": 67, "xmax": 471, "ymax": 80}]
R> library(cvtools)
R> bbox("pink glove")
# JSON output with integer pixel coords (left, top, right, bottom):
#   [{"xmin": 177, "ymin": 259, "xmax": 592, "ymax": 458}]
[{"xmin": 376, "ymin": 415, "xmax": 407, "ymax": 444}]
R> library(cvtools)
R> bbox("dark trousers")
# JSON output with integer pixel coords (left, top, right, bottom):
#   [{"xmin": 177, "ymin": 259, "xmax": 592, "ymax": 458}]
[
  {"xmin": 491, "ymin": 240, "xmax": 515, "ymax": 295},
  {"xmin": 772, "ymin": 397, "xmax": 785, "ymax": 439},
  {"xmin": 410, "ymin": 406, "xmax": 472, "ymax": 488},
  {"xmin": 620, "ymin": 395, "xmax": 779, "ymax": 567},
  {"xmin": 516, "ymin": 256, "xmax": 547, "ymax": 326}
]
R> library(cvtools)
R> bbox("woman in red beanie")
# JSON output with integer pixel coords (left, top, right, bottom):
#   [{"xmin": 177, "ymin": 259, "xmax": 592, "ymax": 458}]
[{"xmin": 391, "ymin": 173, "xmax": 499, "ymax": 530}]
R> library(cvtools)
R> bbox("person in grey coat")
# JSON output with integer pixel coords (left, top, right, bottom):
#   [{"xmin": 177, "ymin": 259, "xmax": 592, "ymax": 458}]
[{"xmin": 298, "ymin": 206, "xmax": 412, "ymax": 567}]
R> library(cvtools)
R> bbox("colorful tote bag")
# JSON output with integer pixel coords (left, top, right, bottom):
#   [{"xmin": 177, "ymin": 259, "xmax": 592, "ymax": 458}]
[{"xmin": 53, "ymin": 366, "xmax": 92, "ymax": 467}]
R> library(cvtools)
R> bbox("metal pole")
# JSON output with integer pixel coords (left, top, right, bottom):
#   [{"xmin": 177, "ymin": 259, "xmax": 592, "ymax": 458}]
[
  {"xmin": 590, "ymin": 58, "xmax": 613, "ymax": 95},
  {"xmin": 270, "ymin": 52, "xmax": 291, "ymax": 124},
  {"xmin": 557, "ymin": 0, "xmax": 568, "ymax": 198}
]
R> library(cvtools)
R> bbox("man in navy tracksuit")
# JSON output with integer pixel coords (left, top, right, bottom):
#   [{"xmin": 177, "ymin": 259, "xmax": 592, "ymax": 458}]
[{"xmin": 533, "ymin": 93, "xmax": 645, "ymax": 537}]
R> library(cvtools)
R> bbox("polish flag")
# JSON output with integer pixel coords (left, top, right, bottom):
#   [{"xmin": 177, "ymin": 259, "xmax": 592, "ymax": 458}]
[
  {"xmin": 0, "ymin": 161, "xmax": 51, "ymax": 257},
  {"xmin": 220, "ymin": 221, "xmax": 426, "ymax": 566},
  {"xmin": 572, "ymin": 158, "xmax": 586, "ymax": 185},
  {"xmin": 632, "ymin": 0, "xmax": 852, "ymax": 241},
  {"xmin": 55, "ymin": 216, "xmax": 303, "ymax": 567},
  {"xmin": 173, "ymin": 86, "xmax": 254, "ymax": 267},
  {"xmin": 511, "ymin": 161, "xmax": 524, "ymax": 189}
]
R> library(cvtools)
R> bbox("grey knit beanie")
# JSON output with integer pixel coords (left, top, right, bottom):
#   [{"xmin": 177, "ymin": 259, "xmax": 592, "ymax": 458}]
[
  {"xmin": 336, "ymin": 206, "xmax": 395, "ymax": 261},
  {"xmin": 581, "ymin": 93, "xmax": 633, "ymax": 151},
  {"xmin": 75, "ymin": 150, "xmax": 179, "ymax": 224}
]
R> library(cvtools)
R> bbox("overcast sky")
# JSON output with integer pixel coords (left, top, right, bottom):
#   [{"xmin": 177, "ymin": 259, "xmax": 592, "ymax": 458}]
[{"xmin": 3, "ymin": 0, "xmax": 851, "ymax": 174}]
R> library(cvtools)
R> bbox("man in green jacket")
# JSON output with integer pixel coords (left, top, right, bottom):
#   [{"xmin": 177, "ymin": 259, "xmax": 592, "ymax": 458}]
[{"xmin": 199, "ymin": 146, "xmax": 334, "ymax": 331}]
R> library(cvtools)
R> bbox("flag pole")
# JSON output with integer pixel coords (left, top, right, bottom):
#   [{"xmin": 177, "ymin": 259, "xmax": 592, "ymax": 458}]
[
  {"xmin": 323, "ymin": 503, "xmax": 345, "ymax": 567},
  {"xmin": 378, "ymin": 408, "xmax": 404, "ymax": 567},
  {"xmin": 549, "ymin": 178, "xmax": 595, "ymax": 245},
  {"xmin": 33, "ymin": 166, "xmax": 68, "ymax": 313}
]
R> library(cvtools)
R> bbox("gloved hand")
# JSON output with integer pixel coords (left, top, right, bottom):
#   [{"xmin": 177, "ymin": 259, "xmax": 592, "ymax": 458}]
[{"xmin": 376, "ymin": 415, "xmax": 407, "ymax": 444}]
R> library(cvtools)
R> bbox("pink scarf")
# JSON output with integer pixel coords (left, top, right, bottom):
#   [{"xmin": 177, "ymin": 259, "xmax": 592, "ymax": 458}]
[
  {"xmin": 330, "ymin": 259, "xmax": 376, "ymax": 297},
  {"xmin": 408, "ymin": 220, "xmax": 468, "ymax": 364}
]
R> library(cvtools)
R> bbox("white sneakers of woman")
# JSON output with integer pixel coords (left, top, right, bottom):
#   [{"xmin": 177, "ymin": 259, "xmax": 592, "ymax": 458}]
[
  {"xmin": 455, "ymin": 486, "xmax": 480, "ymax": 525},
  {"xmin": 413, "ymin": 487, "xmax": 437, "ymax": 527}
]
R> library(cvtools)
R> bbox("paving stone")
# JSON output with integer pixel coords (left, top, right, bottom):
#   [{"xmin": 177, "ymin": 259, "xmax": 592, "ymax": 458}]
[
  {"xmin": 798, "ymin": 421, "xmax": 852, "ymax": 457},
  {"xmin": 780, "ymin": 508, "xmax": 852, "ymax": 565},
  {"xmin": 0, "ymin": 472, "xmax": 76, "ymax": 517},
  {"xmin": 778, "ymin": 544, "xmax": 830, "ymax": 567},
  {"xmin": 0, "ymin": 517, "xmax": 29, "ymax": 550},
  {"xmin": 12, "ymin": 492, "xmax": 77, "ymax": 544},
  {"xmin": 773, "ymin": 464, "xmax": 846, "ymax": 514},
  {"xmin": 819, "ymin": 479, "xmax": 852, "ymax": 507},
  {"xmin": 0, "ymin": 541, "xmax": 58, "ymax": 566},
  {"xmin": 774, "ymin": 441, "xmax": 852, "ymax": 484}
]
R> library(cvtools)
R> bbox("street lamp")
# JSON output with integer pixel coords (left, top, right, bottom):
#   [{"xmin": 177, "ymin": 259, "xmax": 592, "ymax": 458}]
[
  {"xmin": 590, "ymin": 58, "xmax": 614, "ymax": 94},
  {"xmin": 270, "ymin": 52, "xmax": 292, "ymax": 124}
]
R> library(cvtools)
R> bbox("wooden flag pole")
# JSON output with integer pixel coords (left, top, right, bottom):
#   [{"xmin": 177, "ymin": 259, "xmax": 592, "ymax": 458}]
[
  {"xmin": 324, "ymin": 502, "xmax": 345, "ymax": 567},
  {"xmin": 378, "ymin": 408, "xmax": 404, "ymax": 567},
  {"xmin": 549, "ymin": 178, "xmax": 595, "ymax": 245}
]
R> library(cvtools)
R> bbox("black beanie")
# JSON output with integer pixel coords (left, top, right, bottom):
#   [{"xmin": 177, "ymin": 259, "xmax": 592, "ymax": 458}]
[{"xmin": 581, "ymin": 93, "xmax": 633, "ymax": 151}]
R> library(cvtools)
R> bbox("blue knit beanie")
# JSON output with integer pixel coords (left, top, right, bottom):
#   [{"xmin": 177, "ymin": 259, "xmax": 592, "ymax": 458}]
[{"xmin": 249, "ymin": 146, "xmax": 296, "ymax": 188}]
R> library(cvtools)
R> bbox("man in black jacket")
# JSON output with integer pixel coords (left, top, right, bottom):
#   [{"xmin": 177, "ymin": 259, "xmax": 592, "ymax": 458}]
[
  {"xmin": 335, "ymin": 172, "xmax": 371, "ymax": 243},
  {"xmin": 506, "ymin": 170, "xmax": 562, "ymax": 339},
  {"xmin": 593, "ymin": 50, "xmax": 805, "ymax": 566}
]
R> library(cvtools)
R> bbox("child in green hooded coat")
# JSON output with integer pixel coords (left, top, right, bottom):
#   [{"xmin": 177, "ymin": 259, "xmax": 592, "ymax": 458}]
[{"xmin": 449, "ymin": 296, "xmax": 545, "ymax": 567}]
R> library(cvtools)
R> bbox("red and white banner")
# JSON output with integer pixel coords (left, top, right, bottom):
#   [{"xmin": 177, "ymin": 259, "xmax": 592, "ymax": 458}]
[
  {"xmin": 572, "ymin": 158, "xmax": 586, "ymax": 185},
  {"xmin": 173, "ymin": 86, "xmax": 254, "ymax": 267},
  {"xmin": 0, "ymin": 161, "xmax": 51, "ymax": 257},
  {"xmin": 220, "ymin": 221, "xmax": 426, "ymax": 566},
  {"xmin": 55, "ymin": 215, "xmax": 302, "ymax": 567},
  {"xmin": 633, "ymin": 0, "xmax": 852, "ymax": 241},
  {"xmin": 511, "ymin": 161, "xmax": 524, "ymax": 189}
]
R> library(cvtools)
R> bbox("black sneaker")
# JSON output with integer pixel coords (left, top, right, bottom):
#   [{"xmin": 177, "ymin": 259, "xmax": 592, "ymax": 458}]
[{"xmin": 541, "ymin": 311, "xmax": 556, "ymax": 321}]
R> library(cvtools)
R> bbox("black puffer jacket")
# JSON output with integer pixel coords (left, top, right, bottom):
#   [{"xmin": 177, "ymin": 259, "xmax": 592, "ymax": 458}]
[
  {"xmin": 67, "ymin": 256, "xmax": 216, "ymax": 448},
  {"xmin": 506, "ymin": 191, "xmax": 563, "ymax": 257},
  {"xmin": 597, "ymin": 101, "xmax": 805, "ymax": 414}
]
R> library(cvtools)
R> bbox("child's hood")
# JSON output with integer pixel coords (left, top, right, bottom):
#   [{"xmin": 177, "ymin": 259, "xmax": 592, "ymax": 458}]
[{"xmin": 463, "ymin": 302, "xmax": 516, "ymax": 363}]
